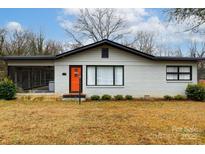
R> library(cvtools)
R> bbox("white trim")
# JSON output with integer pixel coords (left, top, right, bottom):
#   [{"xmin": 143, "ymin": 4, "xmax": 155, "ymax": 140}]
[
  {"xmin": 166, "ymin": 81, "xmax": 193, "ymax": 83},
  {"xmin": 86, "ymin": 86, "xmax": 125, "ymax": 88}
]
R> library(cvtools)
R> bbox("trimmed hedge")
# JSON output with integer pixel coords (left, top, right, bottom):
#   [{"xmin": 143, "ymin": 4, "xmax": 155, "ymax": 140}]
[
  {"xmin": 114, "ymin": 95, "xmax": 124, "ymax": 100},
  {"xmin": 125, "ymin": 95, "xmax": 133, "ymax": 100},
  {"xmin": 0, "ymin": 78, "xmax": 16, "ymax": 100},
  {"xmin": 90, "ymin": 94, "xmax": 134, "ymax": 101},
  {"xmin": 101, "ymin": 94, "xmax": 112, "ymax": 100},
  {"xmin": 185, "ymin": 84, "xmax": 205, "ymax": 101},
  {"xmin": 163, "ymin": 95, "xmax": 173, "ymax": 101},
  {"xmin": 174, "ymin": 95, "xmax": 186, "ymax": 100},
  {"xmin": 90, "ymin": 95, "xmax": 100, "ymax": 101}
]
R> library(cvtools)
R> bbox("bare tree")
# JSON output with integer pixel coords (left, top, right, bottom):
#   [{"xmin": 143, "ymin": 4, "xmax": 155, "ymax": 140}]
[
  {"xmin": 65, "ymin": 42, "xmax": 82, "ymax": 50},
  {"xmin": 153, "ymin": 43, "xmax": 184, "ymax": 57},
  {"xmin": 188, "ymin": 41, "xmax": 205, "ymax": 79},
  {"xmin": 189, "ymin": 41, "xmax": 197, "ymax": 57},
  {"xmin": 4, "ymin": 30, "xmax": 32, "ymax": 55},
  {"xmin": 174, "ymin": 47, "xmax": 183, "ymax": 57},
  {"xmin": 64, "ymin": 9, "xmax": 180, "ymax": 57},
  {"xmin": 166, "ymin": 8, "xmax": 205, "ymax": 33},
  {"xmin": 37, "ymin": 32, "xmax": 44, "ymax": 54},
  {"xmin": 44, "ymin": 40, "xmax": 63, "ymax": 55},
  {"xmin": 122, "ymin": 31, "xmax": 183, "ymax": 57},
  {"xmin": 189, "ymin": 41, "xmax": 205, "ymax": 68},
  {"xmin": 64, "ymin": 8, "xmax": 127, "ymax": 45},
  {"xmin": 0, "ymin": 28, "xmax": 7, "ymax": 79},
  {"xmin": 27, "ymin": 32, "xmax": 62, "ymax": 55},
  {"xmin": 122, "ymin": 31, "xmax": 156, "ymax": 55},
  {"xmin": 134, "ymin": 31, "xmax": 155, "ymax": 55},
  {"xmin": 0, "ymin": 28, "xmax": 6, "ymax": 56},
  {"xmin": 189, "ymin": 41, "xmax": 205, "ymax": 58},
  {"xmin": 0, "ymin": 29, "xmax": 63, "ymax": 56}
]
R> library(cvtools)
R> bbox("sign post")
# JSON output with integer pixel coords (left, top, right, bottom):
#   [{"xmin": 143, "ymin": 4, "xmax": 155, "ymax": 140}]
[{"xmin": 78, "ymin": 75, "xmax": 81, "ymax": 105}]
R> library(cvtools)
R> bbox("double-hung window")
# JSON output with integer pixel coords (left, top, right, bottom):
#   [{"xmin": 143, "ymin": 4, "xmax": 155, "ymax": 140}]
[
  {"xmin": 86, "ymin": 66, "xmax": 124, "ymax": 86},
  {"xmin": 166, "ymin": 66, "xmax": 192, "ymax": 81}
]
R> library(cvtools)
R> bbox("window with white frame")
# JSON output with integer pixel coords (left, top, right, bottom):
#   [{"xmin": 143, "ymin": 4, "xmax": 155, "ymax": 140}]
[
  {"xmin": 86, "ymin": 66, "xmax": 124, "ymax": 86},
  {"xmin": 166, "ymin": 66, "xmax": 192, "ymax": 81}
]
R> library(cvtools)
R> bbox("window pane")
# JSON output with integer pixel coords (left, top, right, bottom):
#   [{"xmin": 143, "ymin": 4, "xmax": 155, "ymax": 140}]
[
  {"xmin": 167, "ymin": 67, "xmax": 178, "ymax": 72},
  {"xmin": 115, "ymin": 67, "xmax": 123, "ymax": 85},
  {"xmin": 167, "ymin": 74, "xmax": 178, "ymax": 80},
  {"xmin": 179, "ymin": 74, "xmax": 190, "ymax": 80},
  {"xmin": 87, "ymin": 66, "xmax": 95, "ymax": 85},
  {"xmin": 179, "ymin": 67, "xmax": 190, "ymax": 73},
  {"xmin": 97, "ymin": 67, "xmax": 113, "ymax": 85}
]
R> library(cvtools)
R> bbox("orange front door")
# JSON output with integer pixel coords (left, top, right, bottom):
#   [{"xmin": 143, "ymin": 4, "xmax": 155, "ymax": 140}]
[{"xmin": 70, "ymin": 66, "xmax": 82, "ymax": 93}]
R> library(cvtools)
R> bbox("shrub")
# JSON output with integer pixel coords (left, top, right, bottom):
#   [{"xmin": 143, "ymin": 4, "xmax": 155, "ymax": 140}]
[
  {"xmin": 0, "ymin": 78, "xmax": 16, "ymax": 100},
  {"xmin": 164, "ymin": 95, "xmax": 173, "ymax": 101},
  {"xmin": 185, "ymin": 84, "xmax": 205, "ymax": 101},
  {"xmin": 91, "ymin": 95, "xmax": 100, "ymax": 101},
  {"xmin": 114, "ymin": 95, "xmax": 124, "ymax": 100},
  {"xmin": 101, "ymin": 94, "xmax": 112, "ymax": 100},
  {"xmin": 174, "ymin": 95, "xmax": 186, "ymax": 100},
  {"xmin": 125, "ymin": 95, "xmax": 133, "ymax": 100}
]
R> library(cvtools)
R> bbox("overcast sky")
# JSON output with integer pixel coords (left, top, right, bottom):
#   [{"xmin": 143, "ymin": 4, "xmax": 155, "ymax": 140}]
[{"xmin": 0, "ymin": 8, "xmax": 204, "ymax": 56}]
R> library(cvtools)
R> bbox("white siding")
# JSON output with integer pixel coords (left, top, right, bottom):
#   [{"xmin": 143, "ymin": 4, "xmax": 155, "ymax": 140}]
[
  {"xmin": 54, "ymin": 65, "xmax": 69, "ymax": 93},
  {"xmin": 54, "ymin": 45, "xmax": 198, "ymax": 97}
]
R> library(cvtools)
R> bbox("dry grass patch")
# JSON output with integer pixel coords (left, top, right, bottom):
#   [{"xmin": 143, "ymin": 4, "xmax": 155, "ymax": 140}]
[{"xmin": 0, "ymin": 100, "xmax": 205, "ymax": 144}]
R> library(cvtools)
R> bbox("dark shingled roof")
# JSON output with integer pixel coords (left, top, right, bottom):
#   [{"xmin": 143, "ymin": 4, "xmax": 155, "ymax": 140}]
[{"xmin": 1, "ymin": 39, "xmax": 205, "ymax": 61}]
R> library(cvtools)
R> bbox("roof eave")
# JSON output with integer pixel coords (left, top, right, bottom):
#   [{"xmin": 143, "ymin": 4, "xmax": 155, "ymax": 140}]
[
  {"xmin": 155, "ymin": 57, "xmax": 204, "ymax": 61},
  {"xmin": 0, "ymin": 56, "xmax": 55, "ymax": 60}
]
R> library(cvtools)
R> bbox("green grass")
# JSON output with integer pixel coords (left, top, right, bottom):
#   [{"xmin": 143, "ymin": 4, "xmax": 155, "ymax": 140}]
[{"xmin": 0, "ymin": 99, "xmax": 205, "ymax": 144}]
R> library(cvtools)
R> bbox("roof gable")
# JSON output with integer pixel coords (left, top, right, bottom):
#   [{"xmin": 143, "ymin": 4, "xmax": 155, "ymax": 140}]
[{"xmin": 55, "ymin": 39, "xmax": 155, "ymax": 60}]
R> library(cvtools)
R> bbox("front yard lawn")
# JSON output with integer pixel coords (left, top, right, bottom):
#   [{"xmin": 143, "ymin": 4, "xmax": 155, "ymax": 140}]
[{"xmin": 0, "ymin": 99, "xmax": 205, "ymax": 144}]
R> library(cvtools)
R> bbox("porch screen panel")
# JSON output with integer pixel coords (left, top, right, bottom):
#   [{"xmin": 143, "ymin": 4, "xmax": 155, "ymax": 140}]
[{"xmin": 8, "ymin": 66, "xmax": 54, "ymax": 90}]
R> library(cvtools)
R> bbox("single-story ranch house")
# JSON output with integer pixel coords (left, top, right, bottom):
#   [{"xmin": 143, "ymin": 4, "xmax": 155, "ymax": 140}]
[{"xmin": 0, "ymin": 39, "xmax": 204, "ymax": 98}]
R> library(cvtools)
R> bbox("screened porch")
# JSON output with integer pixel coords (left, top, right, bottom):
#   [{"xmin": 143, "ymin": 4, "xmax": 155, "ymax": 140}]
[{"xmin": 8, "ymin": 66, "xmax": 54, "ymax": 92}]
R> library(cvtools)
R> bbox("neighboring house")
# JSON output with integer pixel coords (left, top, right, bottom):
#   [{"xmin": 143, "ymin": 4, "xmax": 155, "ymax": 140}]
[{"xmin": 0, "ymin": 39, "xmax": 204, "ymax": 98}]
